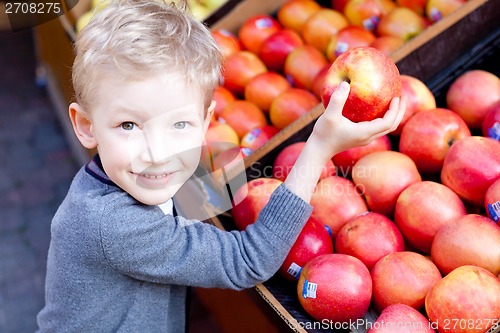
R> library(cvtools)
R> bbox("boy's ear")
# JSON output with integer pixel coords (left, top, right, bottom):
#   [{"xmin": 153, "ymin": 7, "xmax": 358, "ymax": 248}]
[
  {"xmin": 203, "ymin": 100, "xmax": 216, "ymax": 133},
  {"xmin": 69, "ymin": 102, "xmax": 97, "ymax": 149}
]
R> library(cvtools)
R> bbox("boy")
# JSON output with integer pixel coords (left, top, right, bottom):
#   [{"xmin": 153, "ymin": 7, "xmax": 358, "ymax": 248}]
[{"xmin": 36, "ymin": 0, "xmax": 405, "ymax": 331}]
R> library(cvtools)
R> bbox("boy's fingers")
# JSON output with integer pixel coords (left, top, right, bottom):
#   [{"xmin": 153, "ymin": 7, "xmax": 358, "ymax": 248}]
[{"xmin": 325, "ymin": 81, "xmax": 350, "ymax": 115}]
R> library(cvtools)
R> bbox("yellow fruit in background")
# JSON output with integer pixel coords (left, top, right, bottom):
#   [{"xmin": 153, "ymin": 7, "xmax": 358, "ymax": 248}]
[
  {"xmin": 91, "ymin": 0, "xmax": 110, "ymax": 11},
  {"xmin": 76, "ymin": 11, "xmax": 94, "ymax": 32}
]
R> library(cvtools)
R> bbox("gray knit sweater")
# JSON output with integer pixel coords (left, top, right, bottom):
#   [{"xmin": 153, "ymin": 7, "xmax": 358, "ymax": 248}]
[{"xmin": 36, "ymin": 156, "xmax": 312, "ymax": 332}]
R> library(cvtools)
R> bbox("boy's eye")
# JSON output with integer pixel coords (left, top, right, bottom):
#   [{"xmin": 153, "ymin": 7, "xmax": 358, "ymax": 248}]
[
  {"xmin": 121, "ymin": 122, "xmax": 136, "ymax": 131},
  {"xmin": 174, "ymin": 121, "xmax": 188, "ymax": 129}
]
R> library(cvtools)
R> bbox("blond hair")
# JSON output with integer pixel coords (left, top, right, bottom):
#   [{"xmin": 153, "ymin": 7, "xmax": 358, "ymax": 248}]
[{"xmin": 72, "ymin": 0, "xmax": 223, "ymax": 111}]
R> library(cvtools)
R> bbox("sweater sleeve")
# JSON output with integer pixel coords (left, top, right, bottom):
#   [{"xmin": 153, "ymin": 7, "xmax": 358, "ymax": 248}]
[{"xmin": 98, "ymin": 183, "xmax": 312, "ymax": 290}]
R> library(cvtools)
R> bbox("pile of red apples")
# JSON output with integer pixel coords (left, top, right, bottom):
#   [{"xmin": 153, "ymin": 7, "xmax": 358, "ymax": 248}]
[
  {"xmin": 230, "ymin": 65, "xmax": 500, "ymax": 333},
  {"xmin": 206, "ymin": 0, "xmax": 469, "ymax": 161}
]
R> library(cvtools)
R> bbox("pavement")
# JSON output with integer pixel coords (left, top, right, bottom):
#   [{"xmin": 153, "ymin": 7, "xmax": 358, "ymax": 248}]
[{"xmin": 0, "ymin": 28, "xmax": 80, "ymax": 332}]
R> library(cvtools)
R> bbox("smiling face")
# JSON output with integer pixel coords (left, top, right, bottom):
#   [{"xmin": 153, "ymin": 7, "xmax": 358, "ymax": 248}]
[{"xmin": 71, "ymin": 71, "xmax": 213, "ymax": 205}]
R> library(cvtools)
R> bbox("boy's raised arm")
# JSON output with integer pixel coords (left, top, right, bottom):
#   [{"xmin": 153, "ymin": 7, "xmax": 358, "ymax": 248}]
[{"xmin": 284, "ymin": 81, "xmax": 406, "ymax": 203}]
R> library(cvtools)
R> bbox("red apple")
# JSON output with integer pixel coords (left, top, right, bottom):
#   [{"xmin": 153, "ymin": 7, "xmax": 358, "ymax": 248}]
[
  {"xmin": 269, "ymin": 88, "xmax": 320, "ymax": 130},
  {"xmin": 335, "ymin": 211, "xmax": 405, "ymax": 270},
  {"xmin": 399, "ymin": 108, "xmax": 471, "ymax": 174},
  {"xmin": 446, "ymin": 69, "xmax": 500, "ymax": 129},
  {"xmin": 394, "ymin": 181, "xmax": 467, "ymax": 254},
  {"xmin": 425, "ymin": 265, "xmax": 500, "ymax": 333},
  {"xmin": 332, "ymin": 135, "xmax": 392, "ymax": 178},
  {"xmin": 276, "ymin": 0, "xmax": 322, "ymax": 34},
  {"xmin": 244, "ymin": 72, "xmax": 291, "ymax": 112},
  {"xmin": 279, "ymin": 217, "xmax": 333, "ymax": 281},
  {"xmin": 352, "ymin": 151, "xmax": 422, "ymax": 217},
  {"xmin": 325, "ymin": 26, "xmax": 377, "ymax": 62},
  {"xmin": 231, "ymin": 177, "xmax": 282, "ymax": 230},
  {"xmin": 219, "ymin": 100, "xmax": 268, "ymax": 138},
  {"xmin": 482, "ymin": 100, "xmax": 500, "ymax": 140},
  {"xmin": 297, "ymin": 253, "xmax": 372, "ymax": 322},
  {"xmin": 343, "ymin": 0, "xmax": 386, "ymax": 31},
  {"xmin": 367, "ymin": 304, "xmax": 436, "ymax": 333},
  {"xmin": 284, "ymin": 45, "xmax": 328, "ymax": 91},
  {"xmin": 237, "ymin": 14, "xmax": 282, "ymax": 54},
  {"xmin": 321, "ymin": 46, "xmax": 402, "ymax": 122},
  {"xmin": 431, "ymin": 214, "xmax": 500, "ymax": 276},
  {"xmin": 212, "ymin": 29, "xmax": 242, "ymax": 59},
  {"xmin": 371, "ymin": 251, "xmax": 442, "ymax": 312},
  {"xmin": 441, "ymin": 136, "xmax": 500, "ymax": 207},
  {"xmin": 272, "ymin": 141, "xmax": 336, "ymax": 182},
  {"xmin": 370, "ymin": 36, "xmax": 405, "ymax": 57},
  {"xmin": 240, "ymin": 125, "xmax": 280, "ymax": 152},
  {"xmin": 425, "ymin": 0, "xmax": 467, "ymax": 22},
  {"xmin": 393, "ymin": 74, "xmax": 437, "ymax": 135},
  {"xmin": 223, "ymin": 50, "xmax": 267, "ymax": 96},
  {"xmin": 310, "ymin": 176, "xmax": 368, "ymax": 238},
  {"xmin": 210, "ymin": 146, "xmax": 246, "ymax": 181},
  {"xmin": 376, "ymin": 7, "xmax": 427, "ymax": 41},
  {"xmin": 332, "ymin": 0, "xmax": 350, "ymax": 13},
  {"xmin": 396, "ymin": 0, "xmax": 428, "ymax": 16},
  {"xmin": 301, "ymin": 8, "xmax": 349, "ymax": 53},
  {"xmin": 213, "ymin": 85, "xmax": 236, "ymax": 118},
  {"xmin": 485, "ymin": 178, "xmax": 500, "ymax": 223},
  {"xmin": 258, "ymin": 29, "xmax": 304, "ymax": 72},
  {"xmin": 205, "ymin": 122, "xmax": 240, "ymax": 156}
]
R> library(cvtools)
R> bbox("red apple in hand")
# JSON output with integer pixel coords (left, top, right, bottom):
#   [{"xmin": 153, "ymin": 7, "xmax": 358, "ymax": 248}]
[
  {"xmin": 394, "ymin": 181, "xmax": 467, "ymax": 254},
  {"xmin": 485, "ymin": 178, "xmax": 500, "ymax": 223},
  {"xmin": 446, "ymin": 69, "xmax": 500, "ymax": 129},
  {"xmin": 368, "ymin": 304, "xmax": 436, "ymax": 333},
  {"xmin": 399, "ymin": 108, "xmax": 471, "ymax": 174},
  {"xmin": 332, "ymin": 134, "xmax": 392, "ymax": 178},
  {"xmin": 352, "ymin": 151, "xmax": 421, "ymax": 217},
  {"xmin": 321, "ymin": 46, "xmax": 402, "ymax": 122},
  {"xmin": 371, "ymin": 251, "xmax": 442, "ymax": 312},
  {"xmin": 482, "ymin": 101, "xmax": 500, "ymax": 140},
  {"xmin": 273, "ymin": 141, "xmax": 336, "ymax": 182},
  {"xmin": 425, "ymin": 265, "xmax": 500, "ymax": 333},
  {"xmin": 297, "ymin": 253, "xmax": 372, "ymax": 322},
  {"xmin": 310, "ymin": 176, "xmax": 368, "ymax": 238},
  {"xmin": 431, "ymin": 214, "xmax": 500, "ymax": 276},
  {"xmin": 258, "ymin": 29, "xmax": 304, "ymax": 72},
  {"xmin": 238, "ymin": 14, "xmax": 281, "ymax": 54},
  {"xmin": 335, "ymin": 211, "xmax": 405, "ymax": 270},
  {"xmin": 279, "ymin": 217, "xmax": 333, "ymax": 281},
  {"xmin": 441, "ymin": 136, "xmax": 500, "ymax": 207}
]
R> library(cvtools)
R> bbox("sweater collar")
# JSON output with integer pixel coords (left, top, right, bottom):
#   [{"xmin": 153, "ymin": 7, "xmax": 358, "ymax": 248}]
[{"xmin": 84, "ymin": 154, "xmax": 117, "ymax": 187}]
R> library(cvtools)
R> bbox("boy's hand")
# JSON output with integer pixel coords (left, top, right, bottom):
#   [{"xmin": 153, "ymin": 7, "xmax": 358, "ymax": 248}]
[
  {"xmin": 310, "ymin": 81, "xmax": 406, "ymax": 160},
  {"xmin": 284, "ymin": 81, "xmax": 406, "ymax": 203}
]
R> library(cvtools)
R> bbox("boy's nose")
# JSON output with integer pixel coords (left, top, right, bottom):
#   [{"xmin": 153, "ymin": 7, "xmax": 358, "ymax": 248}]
[{"xmin": 143, "ymin": 129, "xmax": 173, "ymax": 164}]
